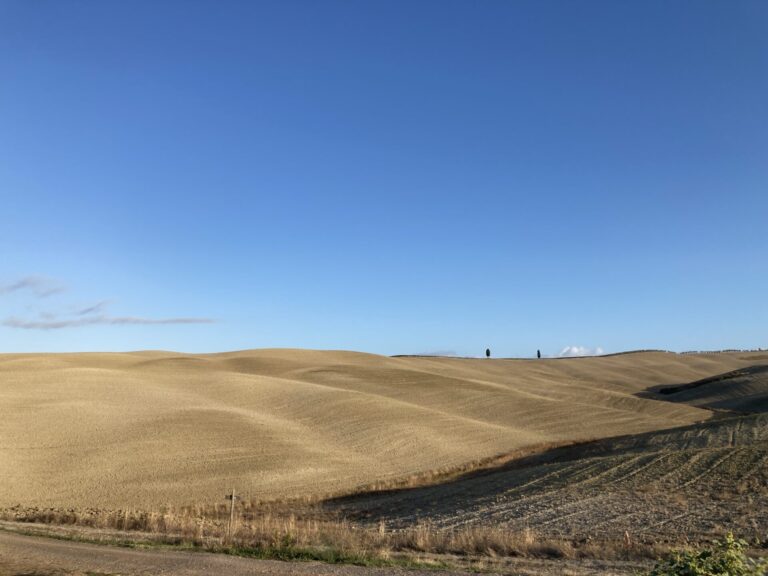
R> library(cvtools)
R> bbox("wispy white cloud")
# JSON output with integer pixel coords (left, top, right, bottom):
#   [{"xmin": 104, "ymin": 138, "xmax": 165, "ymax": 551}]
[
  {"xmin": 558, "ymin": 345, "xmax": 605, "ymax": 357},
  {"xmin": 1, "ymin": 276, "xmax": 215, "ymax": 330},
  {"xmin": 75, "ymin": 300, "xmax": 111, "ymax": 316},
  {"xmin": 3, "ymin": 315, "xmax": 215, "ymax": 330},
  {"xmin": 0, "ymin": 276, "xmax": 65, "ymax": 297}
]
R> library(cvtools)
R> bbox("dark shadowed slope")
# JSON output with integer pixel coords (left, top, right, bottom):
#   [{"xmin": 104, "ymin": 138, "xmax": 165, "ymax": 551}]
[{"xmin": 645, "ymin": 365, "xmax": 768, "ymax": 413}]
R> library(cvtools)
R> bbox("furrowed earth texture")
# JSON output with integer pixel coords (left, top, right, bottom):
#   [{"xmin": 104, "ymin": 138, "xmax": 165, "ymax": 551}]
[{"xmin": 2, "ymin": 349, "xmax": 766, "ymax": 521}]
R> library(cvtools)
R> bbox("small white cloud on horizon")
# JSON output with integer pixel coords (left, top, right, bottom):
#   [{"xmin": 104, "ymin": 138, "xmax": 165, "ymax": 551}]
[
  {"xmin": 413, "ymin": 350, "xmax": 459, "ymax": 357},
  {"xmin": 558, "ymin": 345, "xmax": 605, "ymax": 357}
]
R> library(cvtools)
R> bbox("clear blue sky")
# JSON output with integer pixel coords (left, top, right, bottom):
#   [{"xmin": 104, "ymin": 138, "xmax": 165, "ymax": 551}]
[{"xmin": 1, "ymin": 0, "xmax": 766, "ymax": 357}]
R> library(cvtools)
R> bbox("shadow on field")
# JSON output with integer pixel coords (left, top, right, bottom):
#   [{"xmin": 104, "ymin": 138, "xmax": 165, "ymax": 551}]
[
  {"xmin": 637, "ymin": 365, "xmax": 768, "ymax": 414},
  {"xmin": 322, "ymin": 411, "xmax": 768, "ymax": 536}
]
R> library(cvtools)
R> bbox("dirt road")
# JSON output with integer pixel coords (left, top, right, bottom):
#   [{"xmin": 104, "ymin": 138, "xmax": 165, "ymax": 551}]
[
  {"xmin": 0, "ymin": 529, "xmax": 461, "ymax": 576},
  {"xmin": 0, "ymin": 529, "xmax": 643, "ymax": 576}
]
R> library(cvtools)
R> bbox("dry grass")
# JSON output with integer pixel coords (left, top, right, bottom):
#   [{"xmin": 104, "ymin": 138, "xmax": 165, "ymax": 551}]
[
  {"xmin": 2, "ymin": 349, "xmax": 762, "ymax": 509},
  {"xmin": 0, "ymin": 504, "xmax": 671, "ymax": 562}
]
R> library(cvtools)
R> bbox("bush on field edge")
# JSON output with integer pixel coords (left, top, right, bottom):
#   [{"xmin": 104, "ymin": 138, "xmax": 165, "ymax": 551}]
[{"xmin": 648, "ymin": 533, "xmax": 767, "ymax": 576}]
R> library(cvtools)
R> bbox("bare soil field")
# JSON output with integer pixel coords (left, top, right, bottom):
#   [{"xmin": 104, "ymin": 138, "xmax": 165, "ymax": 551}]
[
  {"xmin": 3, "ymin": 350, "xmax": 768, "ymax": 573},
  {"xmin": 330, "ymin": 413, "xmax": 768, "ymax": 541},
  {"xmin": 1, "ymin": 349, "xmax": 763, "ymax": 509}
]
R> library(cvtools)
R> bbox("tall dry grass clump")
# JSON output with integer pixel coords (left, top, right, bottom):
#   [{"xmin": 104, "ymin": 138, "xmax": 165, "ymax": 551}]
[
  {"xmin": 2, "ymin": 502, "xmax": 685, "ymax": 564},
  {"xmin": 0, "ymin": 503, "xmax": 588, "ymax": 561}
]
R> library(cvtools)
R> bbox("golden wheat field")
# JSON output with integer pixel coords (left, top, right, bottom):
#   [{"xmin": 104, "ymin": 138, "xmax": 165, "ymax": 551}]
[{"xmin": 0, "ymin": 349, "xmax": 764, "ymax": 509}]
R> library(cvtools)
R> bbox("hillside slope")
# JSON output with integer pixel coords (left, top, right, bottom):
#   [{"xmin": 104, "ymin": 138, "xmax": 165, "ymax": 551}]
[
  {"xmin": 648, "ymin": 365, "xmax": 768, "ymax": 413},
  {"xmin": 334, "ymin": 413, "xmax": 768, "ymax": 539},
  {"xmin": 0, "ymin": 349, "xmax": 763, "ymax": 508}
]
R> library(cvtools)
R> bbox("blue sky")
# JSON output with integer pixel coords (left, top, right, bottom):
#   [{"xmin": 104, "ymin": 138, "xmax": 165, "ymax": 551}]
[{"xmin": 1, "ymin": 0, "xmax": 766, "ymax": 357}]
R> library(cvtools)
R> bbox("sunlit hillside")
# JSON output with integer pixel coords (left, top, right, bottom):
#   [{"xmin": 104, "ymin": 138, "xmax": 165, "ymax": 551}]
[{"xmin": 1, "ymin": 349, "xmax": 764, "ymax": 508}]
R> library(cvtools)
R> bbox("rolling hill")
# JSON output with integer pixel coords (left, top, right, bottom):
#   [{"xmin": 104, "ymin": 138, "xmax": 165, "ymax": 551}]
[{"xmin": 0, "ymin": 349, "xmax": 764, "ymax": 509}]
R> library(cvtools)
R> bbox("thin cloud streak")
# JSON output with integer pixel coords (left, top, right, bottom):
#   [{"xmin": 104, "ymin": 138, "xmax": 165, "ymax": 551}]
[
  {"xmin": 0, "ymin": 276, "xmax": 65, "ymax": 297},
  {"xmin": 76, "ymin": 300, "xmax": 111, "ymax": 316},
  {"xmin": 2, "ymin": 276, "xmax": 215, "ymax": 330},
  {"xmin": 3, "ymin": 315, "xmax": 216, "ymax": 330}
]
